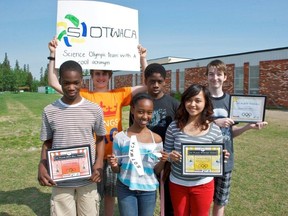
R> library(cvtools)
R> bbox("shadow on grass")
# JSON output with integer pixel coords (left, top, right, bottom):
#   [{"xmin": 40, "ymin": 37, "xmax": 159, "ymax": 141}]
[{"xmin": 0, "ymin": 187, "xmax": 50, "ymax": 215}]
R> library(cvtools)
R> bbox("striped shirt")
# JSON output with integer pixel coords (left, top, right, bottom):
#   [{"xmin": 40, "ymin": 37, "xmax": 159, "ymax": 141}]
[
  {"xmin": 113, "ymin": 131, "xmax": 162, "ymax": 191},
  {"xmin": 40, "ymin": 98, "xmax": 106, "ymax": 187},
  {"xmin": 164, "ymin": 121, "xmax": 223, "ymax": 187}
]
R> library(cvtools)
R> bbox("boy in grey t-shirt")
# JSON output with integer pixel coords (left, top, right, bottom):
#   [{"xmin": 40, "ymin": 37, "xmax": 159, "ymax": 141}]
[{"xmin": 38, "ymin": 60, "xmax": 106, "ymax": 216}]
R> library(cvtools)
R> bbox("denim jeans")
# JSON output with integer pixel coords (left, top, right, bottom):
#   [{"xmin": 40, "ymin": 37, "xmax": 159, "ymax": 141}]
[{"xmin": 117, "ymin": 180, "xmax": 157, "ymax": 216}]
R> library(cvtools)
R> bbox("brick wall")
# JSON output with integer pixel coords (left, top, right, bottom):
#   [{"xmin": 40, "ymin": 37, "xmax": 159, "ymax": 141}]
[
  {"xmin": 243, "ymin": 62, "xmax": 249, "ymax": 94},
  {"xmin": 114, "ymin": 74, "xmax": 133, "ymax": 88},
  {"xmin": 184, "ymin": 64, "xmax": 234, "ymax": 94},
  {"xmin": 112, "ymin": 60, "xmax": 288, "ymax": 108},
  {"xmin": 260, "ymin": 59, "xmax": 288, "ymax": 108},
  {"xmin": 163, "ymin": 71, "xmax": 172, "ymax": 93}
]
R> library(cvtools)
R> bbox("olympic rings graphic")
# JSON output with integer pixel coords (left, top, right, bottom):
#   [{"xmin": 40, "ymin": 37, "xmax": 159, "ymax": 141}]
[
  {"xmin": 67, "ymin": 168, "xmax": 75, "ymax": 173},
  {"xmin": 198, "ymin": 164, "xmax": 208, "ymax": 169},
  {"xmin": 241, "ymin": 112, "xmax": 252, "ymax": 117}
]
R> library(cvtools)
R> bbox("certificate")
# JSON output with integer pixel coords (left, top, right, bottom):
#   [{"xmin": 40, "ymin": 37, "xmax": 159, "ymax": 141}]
[
  {"xmin": 181, "ymin": 143, "xmax": 224, "ymax": 177},
  {"xmin": 229, "ymin": 95, "xmax": 266, "ymax": 123},
  {"xmin": 47, "ymin": 145, "xmax": 93, "ymax": 182}
]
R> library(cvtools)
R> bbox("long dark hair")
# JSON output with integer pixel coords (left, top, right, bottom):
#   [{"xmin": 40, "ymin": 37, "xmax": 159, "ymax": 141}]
[{"xmin": 175, "ymin": 84, "xmax": 214, "ymax": 130}]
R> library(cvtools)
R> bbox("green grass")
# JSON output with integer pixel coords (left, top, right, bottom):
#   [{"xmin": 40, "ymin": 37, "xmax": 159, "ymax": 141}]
[{"xmin": 0, "ymin": 92, "xmax": 287, "ymax": 215}]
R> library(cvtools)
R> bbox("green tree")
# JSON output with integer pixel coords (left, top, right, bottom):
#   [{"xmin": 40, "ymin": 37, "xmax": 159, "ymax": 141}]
[
  {"xmin": 43, "ymin": 64, "xmax": 49, "ymax": 86},
  {"xmin": 1, "ymin": 53, "xmax": 12, "ymax": 91},
  {"xmin": 31, "ymin": 78, "xmax": 40, "ymax": 92},
  {"xmin": 26, "ymin": 72, "xmax": 33, "ymax": 91}
]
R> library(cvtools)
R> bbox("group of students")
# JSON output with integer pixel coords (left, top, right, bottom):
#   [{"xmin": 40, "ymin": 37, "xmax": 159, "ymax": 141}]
[{"xmin": 37, "ymin": 38, "xmax": 268, "ymax": 216}]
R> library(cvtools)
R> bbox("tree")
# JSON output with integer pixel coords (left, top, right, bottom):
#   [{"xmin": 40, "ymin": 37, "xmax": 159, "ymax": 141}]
[
  {"xmin": 14, "ymin": 60, "xmax": 20, "ymax": 71},
  {"xmin": 43, "ymin": 64, "xmax": 49, "ymax": 86},
  {"xmin": 26, "ymin": 72, "xmax": 33, "ymax": 90},
  {"xmin": 31, "ymin": 79, "xmax": 40, "ymax": 92},
  {"xmin": 2, "ymin": 53, "xmax": 10, "ymax": 69}
]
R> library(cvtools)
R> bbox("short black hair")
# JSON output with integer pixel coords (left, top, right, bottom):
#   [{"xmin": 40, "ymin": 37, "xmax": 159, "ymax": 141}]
[
  {"xmin": 59, "ymin": 60, "xmax": 83, "ymax": 78},
  {"xmin": 144, "ymin": 63, "xmax": 166, "ymax": 80},
  {"xmin": 130, "ymin": 92, "xmax": 153, "ymax": 107}
]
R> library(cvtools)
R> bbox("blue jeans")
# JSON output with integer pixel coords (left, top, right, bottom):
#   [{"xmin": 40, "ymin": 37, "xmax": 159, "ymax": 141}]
[{"xmin": 117, "ymin": 180, "xmax": 157, "ymax": 216}]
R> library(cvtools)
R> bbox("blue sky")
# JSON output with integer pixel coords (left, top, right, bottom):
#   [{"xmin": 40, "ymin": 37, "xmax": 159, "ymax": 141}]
[{"xmin": 0, "ymin": 0, "xmax": 287, "ymax": 80}]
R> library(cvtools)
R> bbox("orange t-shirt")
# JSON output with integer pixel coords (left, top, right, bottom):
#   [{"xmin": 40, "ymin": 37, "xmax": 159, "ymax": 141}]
[{"xmin": 80, "ymin": 87, "xmax": 132, "ymax": 158}]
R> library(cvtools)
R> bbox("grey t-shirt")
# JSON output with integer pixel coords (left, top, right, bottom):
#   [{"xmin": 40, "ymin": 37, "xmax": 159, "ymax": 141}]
[{"xmin": 211, "ymin": 93, "xmax": 234, "ymax": 172}]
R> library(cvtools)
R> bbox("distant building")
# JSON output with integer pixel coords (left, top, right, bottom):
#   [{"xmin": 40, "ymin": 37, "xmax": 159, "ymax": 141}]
[
  {"xmin": 83, "ymin": 47, "xmax": 288, "ymax": 109},
  {"xmin": 38, "ymin": 86, "xmax": 56, "ymax": 94}
]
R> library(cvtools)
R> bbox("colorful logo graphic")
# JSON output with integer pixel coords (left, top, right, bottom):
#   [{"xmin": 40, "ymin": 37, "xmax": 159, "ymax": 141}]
[
  {"xmin": 99, "ymin": 101, "xmax": 118, "ymax": 117},
  {"xmin": 57, "ymin": 14, "xmax": 87, "ymax": 47}
]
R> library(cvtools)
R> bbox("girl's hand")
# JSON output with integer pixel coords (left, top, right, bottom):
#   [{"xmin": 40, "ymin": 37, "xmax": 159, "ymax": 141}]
[
  {"xmin": 107, "ymin": 154, "xmax": 118, "ymax": 167},
  {"xmin": 223, "ymin": 149, "xmax": 230, "ymax": 163},
  {"xmin": 160, "ymin": 151, "xmax": 169, "ymax": 162},
  {"xmin": 169, "ymin": 150, "xmax": 182, "ymax": 162}
]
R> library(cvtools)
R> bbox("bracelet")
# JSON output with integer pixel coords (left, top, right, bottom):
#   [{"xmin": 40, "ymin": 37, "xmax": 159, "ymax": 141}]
[{"xmin": 47, "ymin": 56, "xmax": 55, "ymax": 61}]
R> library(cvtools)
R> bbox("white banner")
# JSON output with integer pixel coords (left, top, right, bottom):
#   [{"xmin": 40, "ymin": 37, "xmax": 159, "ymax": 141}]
[
  {"xmin": 129, "ymin": 135, "xmax": 144, "ymax": 176},
  {"xmin": 56, "ymin": 0, "xmax": 139, "ymax": 71}
]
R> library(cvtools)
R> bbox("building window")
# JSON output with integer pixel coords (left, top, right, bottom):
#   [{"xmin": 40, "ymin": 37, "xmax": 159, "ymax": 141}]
[
  {"xmin": 171, "ymin": 72, "xmax": 177, "ymax": 93},
  {"xmin": 234, "ymin": 67, "xmax": 244, "ymax": 94},
  {"xmin": 135, "ymin": 73, "xmax": 141, "ymax": 86},
  {"xmin": 249, "ymin": 66, "xmax": 259, "ymax": 94}
]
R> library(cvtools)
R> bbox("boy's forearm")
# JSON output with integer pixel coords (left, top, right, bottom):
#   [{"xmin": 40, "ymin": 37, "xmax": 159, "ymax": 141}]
[
  {"xmin": 140, "ymin": 56, "xmax": 147, "ymax": 73},
  {"xmin": 94, "ymin": 136, "xmax": 105, "ymax": 169},
  {"xmin": 40, "ymin": 139, "xmax": 52, "ymax": 162},
  {"xmin": 47, "ymin": 55, "xmax": 63, "ymax": 94},
  {"xmin": 233, "ymin": 124, "xmax": 251, "ymax": 138}
]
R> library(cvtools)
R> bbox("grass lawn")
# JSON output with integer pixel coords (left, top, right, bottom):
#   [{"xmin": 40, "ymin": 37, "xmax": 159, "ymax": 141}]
[{"xmin": 0, "ymin": 92, "xmax": 287, "ymax": 215}]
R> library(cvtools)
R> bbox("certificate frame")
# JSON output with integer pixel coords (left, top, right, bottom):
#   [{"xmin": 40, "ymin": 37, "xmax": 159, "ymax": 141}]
[
  {"xmin": 228, "ymin": 94, "xmax": 267, "ymax": 123},
  {"xmin": 47, "ymin": 145, "xmax": 93, "ymax": 182},
  {"xmin": 181, "ymin": 143, "xmax": 224, "ymax": 177}
]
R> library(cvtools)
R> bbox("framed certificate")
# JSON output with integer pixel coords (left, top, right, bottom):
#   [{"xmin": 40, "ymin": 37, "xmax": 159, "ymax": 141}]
[
  {"xmin": 47, "ymin": 145, "xmax": 93, "ymax": 182},
  {"xmin": 228, "ymin": 95, "xmax": 266, "ymax": 123},
  {"xmin": 181, "ymin": 143, "xmax": 224, "ymax": 177}
]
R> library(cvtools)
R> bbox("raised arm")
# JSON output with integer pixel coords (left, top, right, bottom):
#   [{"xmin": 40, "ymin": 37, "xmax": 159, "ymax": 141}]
[
  {"xmin": 138, "ymin": 44, "xmax": 148, "ymax": 73},
  {"xmin": 48, "ymin": 37, "xmax": 63, "ymax": 94},
  {"xmin": 131, "ymin": 44, "xmax": 148, "ymax": 96}
]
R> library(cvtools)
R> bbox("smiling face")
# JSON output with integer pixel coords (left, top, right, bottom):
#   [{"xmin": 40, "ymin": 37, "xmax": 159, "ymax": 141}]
[
  {"xmin": 60, "ymin": 70, "xmax": 82, "ymax": 104},
  {"xmin": 184, "ymin": 90, "xmax": 206, "ymax": 119},
  {"xmin": 207, "ymin": 66, "xmax": 227, "ymax": 90},
  {"xmin": 131, "ymin": 98, "xmax": 154, "ymax": 128},
  {"xmin": 90, "ymin": 70, "xmax": 111, "ymax": 91}
]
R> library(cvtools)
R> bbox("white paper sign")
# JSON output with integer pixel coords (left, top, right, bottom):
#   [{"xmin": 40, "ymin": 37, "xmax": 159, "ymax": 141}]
[{"xmin": 56, "ymin": 0, "xmax": 139, "ymax": 71}]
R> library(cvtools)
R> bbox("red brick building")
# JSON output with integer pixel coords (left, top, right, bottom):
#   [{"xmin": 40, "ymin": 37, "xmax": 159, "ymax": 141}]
[{"xmin": 85, "ymin": 47, "xmax": 288, "ymax": 109}]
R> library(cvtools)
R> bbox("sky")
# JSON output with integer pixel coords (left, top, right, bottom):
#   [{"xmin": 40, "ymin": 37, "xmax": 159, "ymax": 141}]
[{"xmin": 0, "ymin": 0, "xmax": 287, "ymax": 80}]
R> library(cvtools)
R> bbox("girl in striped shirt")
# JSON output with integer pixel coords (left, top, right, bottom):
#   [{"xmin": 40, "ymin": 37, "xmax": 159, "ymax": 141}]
[{"xmin": 164, "ymin": 84, "xmax": 229, "ymax": 216}]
